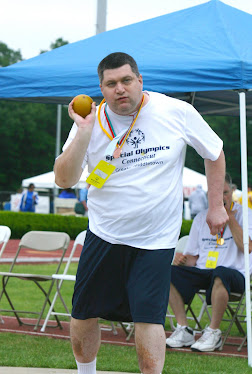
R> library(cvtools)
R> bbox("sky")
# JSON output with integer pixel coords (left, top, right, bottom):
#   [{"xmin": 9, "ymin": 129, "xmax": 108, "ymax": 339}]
[{"xmin": 1, "ymin": 0, "xmax": 252, "ymax": 60}]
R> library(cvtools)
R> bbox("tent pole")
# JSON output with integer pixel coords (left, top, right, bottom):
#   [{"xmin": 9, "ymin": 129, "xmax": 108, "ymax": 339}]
[
  {"xmin": 239, "ymin": 91, "xmax": 252, "ymax": 366},
  {"xmin": 96, "ymin": 0, "xmax": 107, "ymax": 34},
  {"xmin": 55, "ymin": 104, "xmax": 62, "ymax": 159},
  {"xmin": 182, "ymin": 92, "xmax": 196, "ymax": 219},
  {"xmin": 53, "ymin": 104, "xmax": 62, "ymax": 200}
]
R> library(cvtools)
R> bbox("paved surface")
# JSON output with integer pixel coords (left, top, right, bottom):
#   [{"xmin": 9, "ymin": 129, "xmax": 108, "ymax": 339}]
[
  {"xmin": 0, "ymin": 368, "xmax": 132, "ymax": 374},
  {"xmin": 0, "ymin": 239, "xmax": 80, "ymax": 263}
]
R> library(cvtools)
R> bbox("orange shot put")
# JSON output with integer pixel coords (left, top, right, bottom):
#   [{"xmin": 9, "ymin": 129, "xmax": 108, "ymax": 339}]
[{"xmin": 72, "ymin": 94, "xmax": 93, "ymax": 118}]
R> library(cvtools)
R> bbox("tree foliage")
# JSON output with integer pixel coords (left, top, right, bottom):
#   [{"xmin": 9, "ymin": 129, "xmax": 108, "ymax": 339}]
[
  {"xmin": 0, "ymin": 39, "xmax": 72, "ymax": 192},
  {"xmin": 0, "ymin": 42, "xmax": 22, "ymax": 67},
  {"xmin": 40, "ymin": 38, "xmax": 68, "ymax": 55},
  {"xmin": 185, "ymin": 115, "xmax": 252, "ymax": 189},
  {"xmin": 0, "ymin": 101, "xmax": 73, "ymax": 191}
]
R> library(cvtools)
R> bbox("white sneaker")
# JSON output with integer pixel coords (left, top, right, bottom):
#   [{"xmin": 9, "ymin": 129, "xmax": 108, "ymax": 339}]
[
  {"xmin": 166, "ymin": 324, "xmax": 195, "ymax": 348},
  {"xmin": 191, "ymin": 326, "xmax": 222, "ymax": 352}
]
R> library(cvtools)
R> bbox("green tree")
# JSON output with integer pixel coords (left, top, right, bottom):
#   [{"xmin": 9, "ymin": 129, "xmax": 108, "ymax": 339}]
[
  {"xmin": 0, "ymin": 101, "xmax": 72, "ymax": 191},
  {"xmin": 0, "ymin": 39, "xmax": 72, "ymax": 192},
  {"xmin": 40, "ymin": 37, "xmax": 68, "ymax": 54},
  {"xmin": 185, "ymin": 115, "xmax": 252, "ymax": 189},
  {"xmin": 0, "ymin": 42, "xmax": 22, "ymax": 67}
]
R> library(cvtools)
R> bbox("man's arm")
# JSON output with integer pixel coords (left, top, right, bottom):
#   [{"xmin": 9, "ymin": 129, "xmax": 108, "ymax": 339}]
[
  {"xmin": 81, "ymin": 200, "xmax": 88, "ymax": 211},
  {"xmin": 204, "ymin": 150, "xmax": 229, "ymax": 235},
  {"xmin": 173, "ymin": 253, "xmax": 198, "ymax": 267},
  {"xmin": 54, "ymin": 100, "xmax": 96, "ymax": 188},
  {"xmin": 227, "ymin": 208, "xmax": 252, "ymax": 253}
]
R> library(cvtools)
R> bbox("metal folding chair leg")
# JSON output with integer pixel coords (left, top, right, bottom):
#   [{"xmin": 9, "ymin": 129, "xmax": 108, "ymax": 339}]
[{"xmin": 220, "ymin": 292, "xmax": 246, "ymax": 350}]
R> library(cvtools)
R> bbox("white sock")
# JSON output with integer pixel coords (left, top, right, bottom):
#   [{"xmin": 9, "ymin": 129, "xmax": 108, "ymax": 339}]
[
  {"xmin": 208, "ymin": 326, "xmax": 218, "ymax": 332},
  {"xmin": 177, "ymin": 323, "xmax": 187, "ymax": 328},
  {"xmin": 76, "ymin": 358, "xmax": 96, "ymax": 374}
]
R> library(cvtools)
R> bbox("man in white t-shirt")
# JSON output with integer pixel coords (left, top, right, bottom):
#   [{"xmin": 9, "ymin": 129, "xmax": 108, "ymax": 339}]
[
  {"xmin": 166, "ymin": 173, "xmax": 252, "ymax": 352},
  {"xmin": 54, "ymin": 52, "xmax": 228, "ymax": 374}
]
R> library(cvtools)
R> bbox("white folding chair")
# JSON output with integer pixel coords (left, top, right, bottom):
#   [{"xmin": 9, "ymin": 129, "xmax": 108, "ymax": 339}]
[
  {"xmin": 41, "ymin": 230, "xmax": 87, "ymax": 331},
  {"xmin": 0, "ymin": 226, "xmax": 11, "ymax": 323},
  {"xmin": 0, "ymin": 225, "xmax": 11, "ymax": 258},
  {"xmin": 0, "ymin": 231, "xmax": 70, "ymax": 330},
  {"xmin": 41, "ymin": 229, "xmax": 128, "ymax": 336}
]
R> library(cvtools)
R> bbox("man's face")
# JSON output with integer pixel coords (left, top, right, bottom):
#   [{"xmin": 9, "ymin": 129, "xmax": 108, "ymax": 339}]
[
  {"xmin": 223, "ymin": 182, "xmax": 233, "ymax": 209},
  {"xmin": 100, "ymin": 64, "xmax": 143, "ymax": 115}
]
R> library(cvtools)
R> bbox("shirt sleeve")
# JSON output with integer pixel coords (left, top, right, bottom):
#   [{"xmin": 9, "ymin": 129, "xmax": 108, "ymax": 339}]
[
  {"xmin": 62, "ymin": 122, "xmax": 88, "ymax": 170},
  {"xmin": 184, "ymin": 103, "xmax": 223, "ymax": 161}
]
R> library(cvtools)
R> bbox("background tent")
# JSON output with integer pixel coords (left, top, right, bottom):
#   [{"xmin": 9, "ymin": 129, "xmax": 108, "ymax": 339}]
[
  {"xmin": 22, "ymin": 167, "xmax": 89, "ymax": 190},
  {"xmin": 21, "ymin": 167, "xmax": 208, "ymax": 196},
  {"xmin": 0, "ymin": 0, "xmax": 251, "ymax": 362}
]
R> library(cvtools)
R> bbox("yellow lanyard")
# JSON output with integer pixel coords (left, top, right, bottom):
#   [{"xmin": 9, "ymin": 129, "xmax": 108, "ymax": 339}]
[{"xmin": 97, "ymin": 95, "xmax": 145, "ymax": 149}]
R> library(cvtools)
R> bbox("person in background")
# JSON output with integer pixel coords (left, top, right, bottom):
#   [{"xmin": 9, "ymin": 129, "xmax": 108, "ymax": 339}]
[
  {"xmin": 188, "ymin": 184, "xmax": 208, "ymax": 219},
  {"xmin": 58, "ymin": 188, "xmax": 76, "ymax": 199},
  {"xmin": 232, "ymin": 183, "xmax": 239, "ymax": 203},
  {"xmin": 239, "ymin": 185, "xmax": 252, "ymax": 209},
  {"xmin": 79, "ymin": 183, "xmax": 90, "ymax": 215},
  {"xmin": 166, "ymin": 173, "xmax": 252, "ymax": 352},
  {"xmin": 19, "ymin": 183, "xmax": 38, "ymax": 212}
]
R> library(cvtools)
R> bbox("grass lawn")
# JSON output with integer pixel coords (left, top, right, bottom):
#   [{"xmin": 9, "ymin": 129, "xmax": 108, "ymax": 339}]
[
  {"xmin": 0, "ymin": 263, "xmax": 250, "ymax": 373},
  {"xmin": 0, "ymin": 333, "xmax": 252, "ymax": 373}
]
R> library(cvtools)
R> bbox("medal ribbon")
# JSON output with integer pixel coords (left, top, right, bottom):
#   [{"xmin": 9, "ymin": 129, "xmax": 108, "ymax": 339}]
[
  {"xmin": 98, "ymin": 95, "xmax": 145, "ymax": 150},
  {"xmin": 216, "ymin": 201, "xmax": 234, "ymax": 244},
  {"xmin": 105, "ymin": 128, "xmax": 128, "ymax": 157}
]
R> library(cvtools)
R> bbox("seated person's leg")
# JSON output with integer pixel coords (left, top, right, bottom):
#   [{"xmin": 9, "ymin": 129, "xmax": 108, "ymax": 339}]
[
  {"xmin": 191, "ymin": 266, "xmax": 245, "ymax": 352},
  {"xmin": 166, "ymin": 266, "xmax": 210, "ymax": 348}
]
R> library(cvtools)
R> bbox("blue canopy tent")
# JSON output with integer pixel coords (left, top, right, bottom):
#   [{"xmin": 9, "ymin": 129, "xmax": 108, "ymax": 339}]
[
  {"xmin": 0, "ymin": 0, "xmax": 251, "ymax": 362},
  {"xmin": 0, "ymin": 0, "xmax": 251, "ymax": 115}
]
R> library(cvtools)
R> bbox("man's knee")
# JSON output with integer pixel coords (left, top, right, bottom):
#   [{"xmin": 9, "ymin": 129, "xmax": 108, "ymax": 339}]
[
  {"xmin": 70, "ymin": 317, "xmax": 100, "ymax": 362},
  {"xmin": 70, "ymin": 317, "xmax": 99, "ymax": 339},
  {"xmin": 213, "ymin": 276, "xmax": 225, "ymax": 288}
]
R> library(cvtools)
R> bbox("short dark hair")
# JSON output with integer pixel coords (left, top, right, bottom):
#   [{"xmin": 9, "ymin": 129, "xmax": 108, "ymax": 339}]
[
  {"xmin": 97, "ymin": 52, "xmax": 140, "ymax": 83},
  {"xmin": 28, "ymin": 183, "xmax": 35, "ymax": 189},
  {"xmin": 225, "ymin": 173, "xmax": 232, "ymax": 187}
]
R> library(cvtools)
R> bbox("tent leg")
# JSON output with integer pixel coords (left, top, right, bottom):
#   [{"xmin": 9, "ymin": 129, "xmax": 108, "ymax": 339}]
[
  {"xmin": 239, "ymin": 91, "xmax": 252, "ymax": 367},
  {"xmin": 54, "ymin": 104, "xmax": 62, "ymax": 199}
]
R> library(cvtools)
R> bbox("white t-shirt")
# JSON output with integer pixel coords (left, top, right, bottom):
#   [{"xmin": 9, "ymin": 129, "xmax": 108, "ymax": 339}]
[
  {"xmin": 63, "ymin": 92, "xmax": 222, "ymax": 249},
  {"xmin": 184, "ymin": 202, "xmax": 252, "ymax": 276}
]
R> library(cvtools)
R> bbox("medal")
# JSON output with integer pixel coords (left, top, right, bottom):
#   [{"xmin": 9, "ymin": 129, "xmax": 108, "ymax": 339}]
[
  {"xmin": 216, "ymin": 228, "xmax": 225, "ymax": 247},
  {"xmin": 216, "ymin": 237, "xmax": 225, "ymax": 246},
  {"xmin": 215, "ymin": 202, "xmax": 233, "ymax": 246},
  {"xmin": 113, "ymin": 148, "xmax": 122, "ymax": 159}
]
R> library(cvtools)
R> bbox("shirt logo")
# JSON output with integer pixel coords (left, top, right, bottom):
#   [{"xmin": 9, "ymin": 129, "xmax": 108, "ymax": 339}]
[{"xmin": 126, "ymin": 128, "xmax": 145, "ymax": 149}]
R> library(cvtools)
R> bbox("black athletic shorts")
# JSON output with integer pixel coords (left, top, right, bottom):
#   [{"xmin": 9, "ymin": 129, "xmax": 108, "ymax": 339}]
[
  {"xmin": 72, "ymin": 229, "xmax": 175, "ymax": 326},
  {"xmin": 171, "ymin": 265, "xmax": 245, "ymax": 305}
]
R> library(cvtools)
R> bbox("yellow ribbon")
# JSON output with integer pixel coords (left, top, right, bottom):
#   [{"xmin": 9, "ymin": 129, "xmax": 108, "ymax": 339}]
[{"xmin": 97, "ymin": 95, "xmax": 145, "ymax": 149}]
